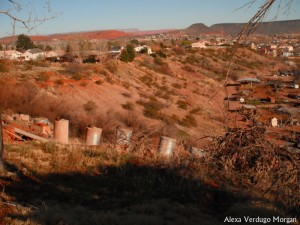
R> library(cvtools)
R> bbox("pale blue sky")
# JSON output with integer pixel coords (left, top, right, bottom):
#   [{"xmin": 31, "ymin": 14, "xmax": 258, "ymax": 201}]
[{"xmin": 0, "ymin": 0, "xmax": 300, "ymax": 37}]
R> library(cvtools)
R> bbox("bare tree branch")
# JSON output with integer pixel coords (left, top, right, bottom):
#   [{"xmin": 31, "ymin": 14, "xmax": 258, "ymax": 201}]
[
  {"xmin": 209, "ymin": 0, "xmax": 295, "ymax": 109},
  {"xmin": 0, "ymin": 0, "xmax": 59, "ymax": 33}
]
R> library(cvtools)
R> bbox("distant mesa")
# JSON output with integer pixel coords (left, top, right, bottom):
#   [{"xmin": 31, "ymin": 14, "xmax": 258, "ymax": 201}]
[
  {"xmin": 1, "ymin": 19, "xmax": 300, "ymax": 42},
  {"xmin": 183, "ymin": 23, "xmax": 219, "ymax": 35},
  {"xmin": 0, "ymin": 28, "xmax": 175, "ymax": 43},
  {"xmin": 184, "ymin": 19, "xmax": 300, "ymax": 35},
  {"xmin": 0, "ymin": 30, "xmax": 131, "ymax": 43}
]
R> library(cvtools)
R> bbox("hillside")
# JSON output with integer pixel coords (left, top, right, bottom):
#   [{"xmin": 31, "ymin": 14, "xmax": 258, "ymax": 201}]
[
  {"xmin": 182, "ymin": 23, "xmax": 217, "ymax": 35},
  {"xmin": 0, "ymin": 47, "xmax": 288, "ymax": 143},
  {"xmin": 185, "ymin": 19, "xmax": 300, "ymax": 35},
  {"xmin": 1, "ymin": 46, "xmax": 299, "ymax": 224},
  {"xmin": 0, "ymin": 30, "xmax": 132, "ymax": 43}
]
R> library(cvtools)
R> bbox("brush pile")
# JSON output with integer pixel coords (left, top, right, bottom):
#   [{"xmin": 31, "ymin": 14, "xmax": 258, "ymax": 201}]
[{"xmin": 209, "ymin": 126, "xmax": 300, "ymax": 216}]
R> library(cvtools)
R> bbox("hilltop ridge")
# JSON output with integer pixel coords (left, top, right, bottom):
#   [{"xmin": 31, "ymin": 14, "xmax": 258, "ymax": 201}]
[{"xmin": 185, "ymin": 19, "xmax": 300, "ymax": 35}]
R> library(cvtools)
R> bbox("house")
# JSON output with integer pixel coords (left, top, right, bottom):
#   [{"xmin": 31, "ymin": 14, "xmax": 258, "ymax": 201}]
[
  {"xmin": 282, "ymin": 51, "xmax": 294, "ymax": 58},
  {"xmin": 270, "ymin": 44, "xmax": 277, "ymax": 50},
  {"xmin": 191, "ymin": 40, "xmax": 210, "ymax": 49},
  {"xmin": 45, "ymin": 50, "xmax": 63, "ymax": 58},
  {"xmin": 134, "ymin": 45, "xmax": 153, "ymax": 54},
  {"xmin": 44, "ymin": 50, "xmax": 64, "ymax": 62},
  {"xmin": 0, "ymin": 50, "xmax": 23, "ymax": 60},
  {"xmin": 251, "ymin": 43, "xmax": 257, "ymax": 50},
  {"xmin": 58, "ymin": 54, "xmax": 78, "ymax": 63},
  {"xmin": 237, "ymin": 78, "xmax": 261, "ymax": 88},
  {"xmin": 107, "ymin": 46, "xmax": 124, "ymax": 58},
  {"xmin": 23, "ymin": 48, "xmax": 45, "ymax": 61},
  {"xmin": 280, "ymin": 45, "xmax": 294, "ymax": 52}
]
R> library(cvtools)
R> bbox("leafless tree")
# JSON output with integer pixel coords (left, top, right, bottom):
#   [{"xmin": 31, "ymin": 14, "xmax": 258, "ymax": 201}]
[
  {"xmin": 0, "ymin": 0, "xmax": 58, "ymax": 170},
  {"xmin": 0, "ymin": 0, "xmax": 59, "ymax": 47},
  {"xmin": 0, "ymin": 0, "xmax": 58, "ymax": 31},
  {"xmin": 210, "ymin": 0, "xmax": 295, "ymax": 108},
  {"xmin": 236, "ymin": 0, "xmax": 295, "ymax": 40}
]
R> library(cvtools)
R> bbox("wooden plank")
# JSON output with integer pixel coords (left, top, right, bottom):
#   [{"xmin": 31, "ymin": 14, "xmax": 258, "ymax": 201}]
[
  {"xmin": 13, "ymin": 127, "xmax": 49, "ymax": 142},
  {"xmin": 3, "ymin": 128, "xmax": 26, "ymax": 141}
]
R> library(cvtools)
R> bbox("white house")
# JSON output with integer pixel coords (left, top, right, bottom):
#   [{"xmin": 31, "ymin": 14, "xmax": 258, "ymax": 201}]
[
  {"xmin": 0, "ymin": 50, "xmax": 23, "ymax": 60},
  {"xmin": 44, "ymin": 50, "xmax": 64, "ymax": 58},
  {"xmin": 134, "ymin": 45, "xmax": 153, "ymax": 54},
  {"xmin": 270, "ymin": 44, "xmax": 277, "ymax": 50},
  {"xmin": 23, "ymin": 48, "xmax": 45, "ymax": 61},
  {"xmin": 250, "ymin": 43, "xmax": 257, "ymax": 50},
  {"xmin": 191, "ymin": 41, "xmax": 210, "ymax": 49},
  {"xmin": 107, "ymin": 46, "xmax": 124, "ymax": 58},
  {"xmin": 282, "ymin": 51, "xmax": 294, "ymax": 58}
]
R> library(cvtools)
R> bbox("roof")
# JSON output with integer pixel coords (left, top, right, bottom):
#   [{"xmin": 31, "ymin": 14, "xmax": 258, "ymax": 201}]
[
  {"xmin": 278, "ymin": 106, "xmax": 300, "ymax": 119},
  {"xmin": 242, "ymin": 104, "xmax": 257, "ymax": 110},
  {"xmin": 27, "ymin": 48, "xmax": 44, "ymax": 54},
  {"xmin": 237, "ymin": 78, "xmax": 261, "ymax": 83}
]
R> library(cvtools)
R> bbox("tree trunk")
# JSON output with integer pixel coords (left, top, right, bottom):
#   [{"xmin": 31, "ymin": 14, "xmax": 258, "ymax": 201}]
[{"xmin": 0, "ymin": 114, "xmax": 4, "ymax": 170}]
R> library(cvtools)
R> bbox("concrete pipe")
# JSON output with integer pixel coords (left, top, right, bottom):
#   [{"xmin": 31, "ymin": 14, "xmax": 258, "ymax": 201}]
[
  {"xmin": 86, "ymin": 127, "xmax": 102, "ymax": 146},
  {"xmin": 158, "ymin": 136, "xmax": 177, "ymax": 157},
  {"xmin": 54, "ymin": 119, "xmax": 69, "ymax": 144}
]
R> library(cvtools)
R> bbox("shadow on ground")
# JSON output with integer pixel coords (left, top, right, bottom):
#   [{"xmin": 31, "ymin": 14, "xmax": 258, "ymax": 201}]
[{"xmin": 1, "ymin": 162, "xmax": 288, "ymax": 225}]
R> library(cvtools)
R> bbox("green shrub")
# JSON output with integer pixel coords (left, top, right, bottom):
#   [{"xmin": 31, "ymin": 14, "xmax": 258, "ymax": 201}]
[
  {"xmin": 105, "ymin": 63, "xmax": 117, "ymax": 74},
  {"xmin": 80, "ymin": 82, "xmax": 88, "ymax": 87},
  {"xmin": 154, "ymin": 57, "xmax": 165, "ymax": 66},
  {"xmin": 0, "ymin": 59, "xmax": 10, "ymax": 72},
  {"xmin": 55, "ymin": 79, "xmax": 64, "ymax": 86},
  {"xmin": 122, "ymin": 101, "xmax": 134, "ymax": 110},
  {"xmin": 177, "ymin": 100, "xmax": 189, "ymax": 110},
  {"xmin": 172, "ymin": 83, "xmax": 182, "ymax": 89},
  {"xmin": 157, "ymin": 50, "xmax": 167, "ymax": 58},
  {"xmin": 141, "ymin": 99, "xmax": 164, "ymax": 119},
  {"xmin": 83, "ymin": 100, "xmax": 97, "ymax": 113},
  {"xmin": 179, "ymin": 114, "xmax": 197, "ymax": 127},
  {"xmin": 181, "ymin": 65, "xmax": 195, "ymax": 73},
  {"xmin": 35, "ymin": 72, "xmax": 50, "ymax": 82},
  {"xmin": 95, "ymin": 79, "xmax": 103, "ymax": 85}
]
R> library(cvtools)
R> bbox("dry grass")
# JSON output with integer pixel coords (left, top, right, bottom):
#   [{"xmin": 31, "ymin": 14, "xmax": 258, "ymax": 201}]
[
  {"xmin": 0, "ymin": 43, "xmax": 297, "ymax": 224},
  {"xmin": 0, "ymin": 137, "xmax": 296, "ymax": 225}
]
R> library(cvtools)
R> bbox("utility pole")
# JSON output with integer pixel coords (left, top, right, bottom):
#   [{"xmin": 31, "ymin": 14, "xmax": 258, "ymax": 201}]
[{"xmin": 11, "ymin": 19, "xmax": 16, "ymax": 50}]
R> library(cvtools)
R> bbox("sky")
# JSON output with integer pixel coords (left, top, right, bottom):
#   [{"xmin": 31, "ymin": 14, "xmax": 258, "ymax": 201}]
[{"xmin": 0, "ymin": 0, "xmax": 300, "ymax": 37}]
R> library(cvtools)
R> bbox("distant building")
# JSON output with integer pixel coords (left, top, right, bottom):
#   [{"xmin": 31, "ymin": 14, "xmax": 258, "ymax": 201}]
[
  {"xmin": 270, "ymin": 44, "xmax": 277, "ymax": 50},
  {"xmin": 134, "ymin": 45, "xmax": 153, "ymax": 54},
  {"xmin": 251, "ymin": 43, "xmax": 257, "ymax": 50},
  {"xmin": 23, "ymin": 48, "xmax": 45, "ymax": 60},
  {"xmin": 191, "ymin": 41, "xmax": 210, "ymax": 49},
  {"xmin": 282, "ymin": 51, "xmax": 294, "ymax": 58},
  {"xmin": 45, "ymin": 50, "xmax": 63, "ymax": 58},
  {"xmin": 0, "ymin": 50, "xmax": 23, "ymax": 60},
  {"xmin": 107, "ymin": 46, "xmax": 124, "ymax": 58}
]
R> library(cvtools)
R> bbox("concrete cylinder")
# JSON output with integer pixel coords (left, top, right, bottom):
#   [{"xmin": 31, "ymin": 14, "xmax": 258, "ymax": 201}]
[
  {"xmin": 54, "ymin": 119, "xmax": 69, "ymax": 144},
  {"xmin": 158, "ymin": 136, "xmax": 177, "ymax": 157},
  {"xmin": 271, "ymin": 117, "xmax": 278, "ymax": 127},
  {"xmin": 86, "ymin": 127, "xmax": 102, "ymax": 146},
  {"xmin": 116, "ymin": 128, "xmax": 133, "ymax": 146}
]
